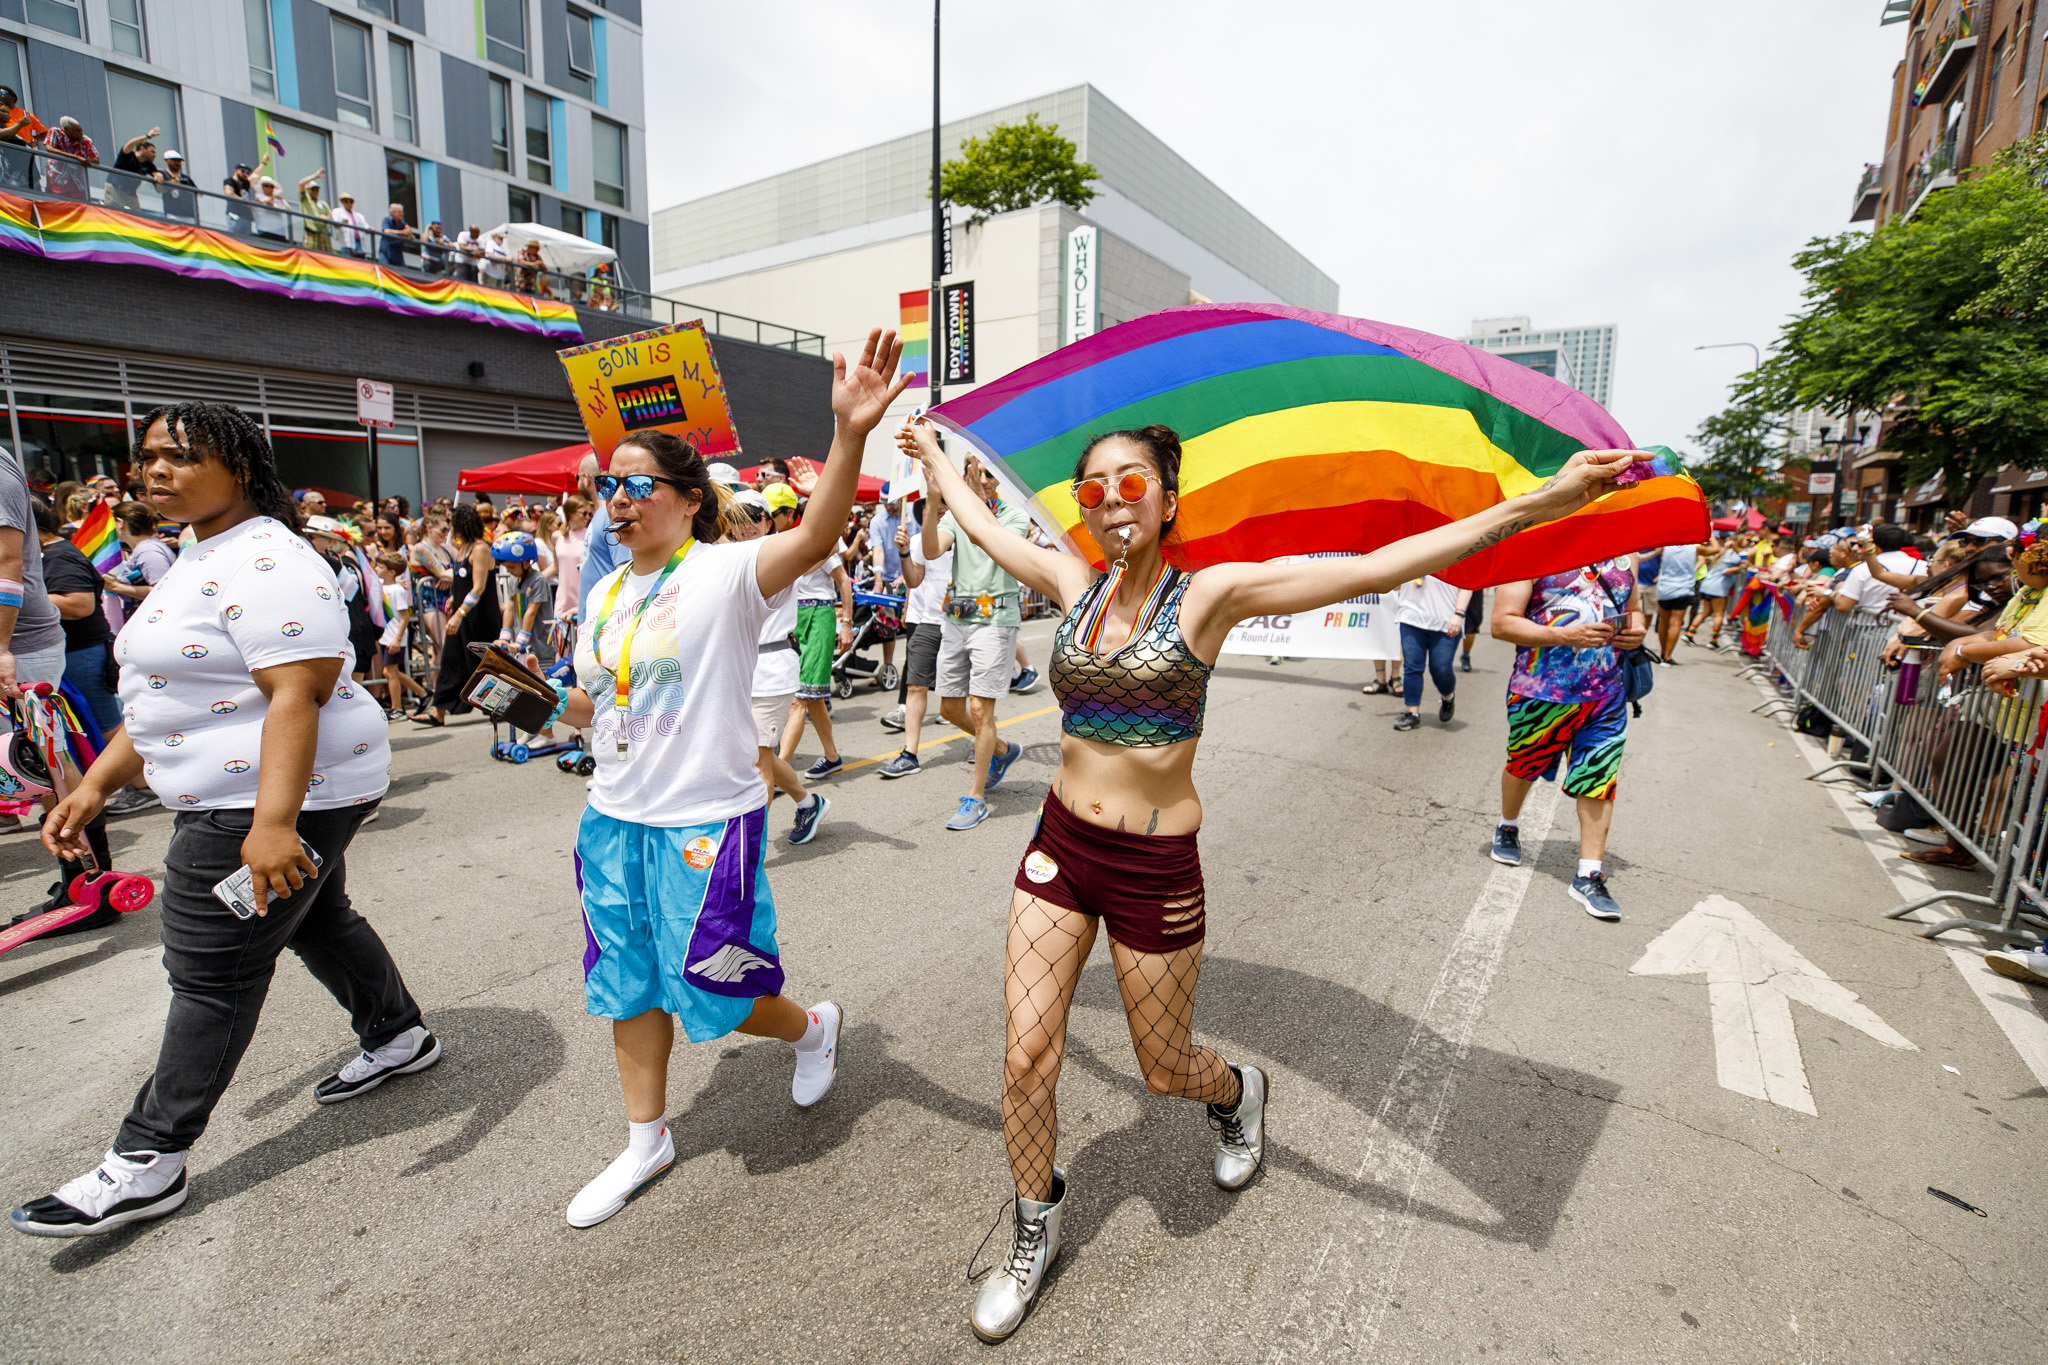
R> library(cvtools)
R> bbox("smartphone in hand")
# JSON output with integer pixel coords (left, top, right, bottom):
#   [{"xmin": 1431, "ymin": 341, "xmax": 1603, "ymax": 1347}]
[{"xmin": 212, "ymin": 839, "xmax": 325, "ymax": 920}]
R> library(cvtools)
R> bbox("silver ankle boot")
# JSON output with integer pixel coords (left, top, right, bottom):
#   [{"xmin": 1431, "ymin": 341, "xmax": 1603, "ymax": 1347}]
[
  {"xmin": 970, "ymin": 1167, "xmax": 1066, "ymax": 1342},
  {"xmin": 1209, "ymin": 1065, "xmax": 1267, "ymax": 1190}
]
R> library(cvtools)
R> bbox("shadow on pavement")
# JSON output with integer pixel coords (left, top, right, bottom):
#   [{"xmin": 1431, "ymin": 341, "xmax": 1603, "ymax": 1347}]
[
  {"xmin": 1212, "ymin": 665, "xmax": 1368, "ymax": 693},
  {"xmin": 0, "ymin": 909, "xmax": 160, "ymax": 996}
]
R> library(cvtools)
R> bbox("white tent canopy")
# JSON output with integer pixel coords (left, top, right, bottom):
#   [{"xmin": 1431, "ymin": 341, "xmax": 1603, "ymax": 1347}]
[{"xmin": 483, "ymin": 221, "xmax": 616, "ymax": 275}]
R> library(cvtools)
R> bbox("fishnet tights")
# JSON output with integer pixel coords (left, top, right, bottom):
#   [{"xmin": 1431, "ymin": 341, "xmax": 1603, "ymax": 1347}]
[{"xmin": 1002, "ymin": 890, "xmax": 1241, "ymax": 1202}]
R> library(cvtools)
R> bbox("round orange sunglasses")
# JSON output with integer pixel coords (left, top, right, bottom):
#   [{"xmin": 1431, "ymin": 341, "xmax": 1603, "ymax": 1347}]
[{"xmin": 1070, "ymin": 471, "xmax": 1158, "ymax": 510}]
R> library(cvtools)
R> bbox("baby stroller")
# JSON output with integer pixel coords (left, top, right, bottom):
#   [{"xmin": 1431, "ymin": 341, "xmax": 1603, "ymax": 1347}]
[{"xmin": 829, "ymin": 585, "xmax": 905, "ymax": 699}]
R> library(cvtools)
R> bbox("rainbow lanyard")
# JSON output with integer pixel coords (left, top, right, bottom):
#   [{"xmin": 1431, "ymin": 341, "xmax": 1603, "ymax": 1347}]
[
  {"xmin": 590, "ymin": 540, "xmax": 693, "ymax": 755},
  {"xmin": 1074, "ymin": 563, "xmax": 1174, "ymax": 657}
]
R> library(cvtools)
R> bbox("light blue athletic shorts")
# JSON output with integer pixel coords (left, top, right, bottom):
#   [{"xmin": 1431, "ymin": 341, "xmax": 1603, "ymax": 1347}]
[{"xmin": 575, "ymin": 805, "xmax": 784, "ymax": 1041}]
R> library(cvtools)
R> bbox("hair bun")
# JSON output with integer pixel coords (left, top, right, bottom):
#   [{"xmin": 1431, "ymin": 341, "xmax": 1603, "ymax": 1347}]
[{"xmin": 1136, "ymin": 424, "xmax": 1183, "ymax": 461}]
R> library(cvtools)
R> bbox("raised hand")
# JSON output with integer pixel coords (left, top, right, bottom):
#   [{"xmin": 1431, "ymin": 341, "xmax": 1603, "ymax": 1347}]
[
  {"xmin": 1522, "ymin": 449, "xmax": 1652, "ymax": 521},
  {"xmin": 831, "ymin": 327, "xmax": 911, "ymax": 436}
]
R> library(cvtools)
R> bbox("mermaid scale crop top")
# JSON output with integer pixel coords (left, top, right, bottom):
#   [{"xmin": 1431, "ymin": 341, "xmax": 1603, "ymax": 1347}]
[{"xmin": 1049, "ymin": 567, "xmax": 1211, "ymax": 746}]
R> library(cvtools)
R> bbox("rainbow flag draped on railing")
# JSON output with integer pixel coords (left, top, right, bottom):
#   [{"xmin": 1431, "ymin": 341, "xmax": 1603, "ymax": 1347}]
[
  {"xmin": 70, "ymin": 501, "xmax": 120, "ymax": 573},
  {"xmin": 0, "ymin": 192, "xmax": 581, "ymax": 342},
  {"xmin": 926, "ymin": 303, "xmax": 1709, "ymax": 589}
]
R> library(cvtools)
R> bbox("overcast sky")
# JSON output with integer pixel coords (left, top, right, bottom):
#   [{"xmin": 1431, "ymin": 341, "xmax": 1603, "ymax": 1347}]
[{"xmin": 643, "ymin": 1, "xmax": 1903, "ymax": 457}]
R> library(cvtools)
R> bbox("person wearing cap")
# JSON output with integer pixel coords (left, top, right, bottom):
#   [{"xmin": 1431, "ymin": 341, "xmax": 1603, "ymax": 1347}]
[
  {"xmin": 330, "ymin": 192, "xmax": 370, "ymax": 257},
  {"xmin": 304, "ymin": 516, "xmax": 380, "ymax": 682},
  {"xmin": 482, "ymin": 230, "xmax": 512, "ymax": 286},
  {"xmin": 222, "ymin": 164, "xmax": 256, "ymax": 235},
  {"xmin": 298, "ymin": 168, "xmax": 332, "ymax": 253},
  {"xmin": 157, "ymin": 149, "xmax": 197, "ymax": 222},
  {"xmin": 490, "ymin": 530, "xmax": 557, "ymax": 675},
  {"xmin": 105, "ymin": 126, "xmax": 162, "ymax": 212},
  {"xmin": 0, "ymin": 86, "xmax": 46, "ymax": 190},
  {"xmin": 251, "ymin": 174, "xmax": 290, "ymax": 242}
]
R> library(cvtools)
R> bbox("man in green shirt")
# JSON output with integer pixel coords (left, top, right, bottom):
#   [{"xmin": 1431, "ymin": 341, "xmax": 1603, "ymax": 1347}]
[
  {"xmin": 298, "ymin": 168, "xmax": 332, "ymax": 253},
  {"xmin": 921, "ymin": 454, "xmax": 1031, "ymax": 831}
]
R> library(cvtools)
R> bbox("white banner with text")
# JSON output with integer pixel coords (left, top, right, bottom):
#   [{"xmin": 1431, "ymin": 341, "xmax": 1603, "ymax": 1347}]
[{"xmin": 1218, "ymin": 555, "xmax": 1403, "ymax": 660}]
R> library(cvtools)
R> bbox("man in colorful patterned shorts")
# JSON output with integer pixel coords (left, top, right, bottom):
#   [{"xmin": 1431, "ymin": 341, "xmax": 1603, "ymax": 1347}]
[{"xmin": 1487, "ymin": 556, "xmax": 1644, "ymax": 920}]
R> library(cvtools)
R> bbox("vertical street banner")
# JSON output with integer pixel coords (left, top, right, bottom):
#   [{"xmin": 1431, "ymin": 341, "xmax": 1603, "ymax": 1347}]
[
  {"xmin": 1064, "ymin": 224, "xmax": 1098, "ymax": 345},
  {"xmin": 939, "ymin": 202, "xmax": 954, "ymax": 276},
  {"xmin": 942, "ymin": 281, "xmax": 975, "ymax": 384},
  {"xmin": 1217, "ymin": 555, "xmax": 1402, "ymax": 660},
  {"xmin": 899, "ymin": 289, "xmax": 931, "ymax": 388},
  {"xmin": 555, "ymin": 320, "xmax": 742, "ymax": 462}
]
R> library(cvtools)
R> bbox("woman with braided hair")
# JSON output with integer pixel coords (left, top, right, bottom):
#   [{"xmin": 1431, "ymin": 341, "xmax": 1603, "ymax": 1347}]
[
  {"xmin": 11, "ymin": 403, "xmax": 437, "ymax": 1238},
  {"xmin": 901, "ymin": 419, "xmax": 1650, "ymax": 1341}
]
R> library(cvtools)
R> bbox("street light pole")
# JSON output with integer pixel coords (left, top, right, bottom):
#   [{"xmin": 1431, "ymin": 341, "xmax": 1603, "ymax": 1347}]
[
  {"xmin": 929, "ymin": 0, "xmax": 943, "ymax": 412},
  {"xmin": 1695, "ymin": 341, "xmax": 1762, "ymax": 371}
]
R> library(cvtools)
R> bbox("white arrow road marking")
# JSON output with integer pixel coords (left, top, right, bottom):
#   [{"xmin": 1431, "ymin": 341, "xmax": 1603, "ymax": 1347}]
[{"xmin": 1631, "ymin": 895, "xmax": 1917, "ymax": 1115}]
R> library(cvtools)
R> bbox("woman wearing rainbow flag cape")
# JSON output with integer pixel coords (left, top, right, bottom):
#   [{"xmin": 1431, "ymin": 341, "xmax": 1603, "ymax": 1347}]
[
  {"xmin": 541, "ymin": 329, "xmax": 910, "ymax": 1230},
  {"xmin": 901, "ymin": 418, "xmax": 1649, "ymax": 1342}
]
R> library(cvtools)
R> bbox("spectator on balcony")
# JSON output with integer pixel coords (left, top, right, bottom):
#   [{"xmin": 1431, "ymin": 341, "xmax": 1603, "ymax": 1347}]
[
  {"xmin": 103, "ymin": 127, "xmax": 162, "ymax": 212},
  {"xmin": 222, "ymin": 164, "xmax": 256, "ymax": 236},
  {"xmin": 251, "ymin": 176, "xmax": 290, "ymax": 243},
  {"xmin": 378, "ymin": 203, "xmax": 415, "ymax": 267},
  {"xmin": 298, "ymin": 169, "xmax": 332, "ymax": 253},
  {"xmin": 42, "ymin": 116, "xmax": 97, "ymax": 201},
  {"xmin": 421, "ymin": 221, "xmax": 452, "ymax": 275},
  {"xmin": 0, "ymin": 87, "xmax": 46, "ymax": 190},
  {"xmin": 330, "ymin": 191, "xmax": 370, "ymax": 257},
  {"xmin": 515, "ymin": 240, "xmax": 544, "ymax": 295},
  {"xmin": 157, "ymin": 150, "xmax": 197, "ymax": 223},
  {"xmin": 451, "ymin": 224, "xmax": 483, "ymax": 282},
  {"xmin": 481, "ymin": 230, "xmax": 512, "ymax": 288}
]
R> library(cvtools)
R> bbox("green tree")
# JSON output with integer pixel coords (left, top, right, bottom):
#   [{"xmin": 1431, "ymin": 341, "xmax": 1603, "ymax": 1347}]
[
  {"xmin": 938, "ymin": 114, "xmax": 1097, "ymax": 227},
  {"xmin": 1689, "ymin": 400, "xmax": 1793, "ymax": 509},
  {"xmin": 1742, "ymin": 136, "xmax": 2048, "ymax": 494}
]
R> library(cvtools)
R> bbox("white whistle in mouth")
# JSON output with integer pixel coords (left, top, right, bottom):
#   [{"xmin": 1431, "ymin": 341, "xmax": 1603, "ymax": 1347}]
[{"xmin": 1117, "ymin": 525, "xmax": 1133, "ymax": 549}]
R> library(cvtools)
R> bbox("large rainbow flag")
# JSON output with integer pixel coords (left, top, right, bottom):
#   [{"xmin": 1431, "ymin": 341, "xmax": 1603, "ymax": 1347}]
[
  {"xmin": 926, "ymin": 303, "xmax": 1708, "ymax": 589},
  {"xmin": 0, "ymin": 192, "xmax": 580, "ymax": 341},
  {"xmin": 70, "ymin": 501, "xmax": 120, "ymax": 573}
]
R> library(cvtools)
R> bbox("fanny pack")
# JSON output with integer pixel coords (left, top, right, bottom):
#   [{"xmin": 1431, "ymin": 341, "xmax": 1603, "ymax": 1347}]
[
  {"xmin": 945, "ymin": 592, "xmax": 1017, "ymax": 622},
  {"xmin": 759, "ymin": 634, "xmax": 799, "ymax": 655}
]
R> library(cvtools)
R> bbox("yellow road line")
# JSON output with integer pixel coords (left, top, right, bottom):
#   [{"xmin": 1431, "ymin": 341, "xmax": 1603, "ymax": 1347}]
[{"xmin": 838, "ymin": 704, "xmax": 1060, "ymax": 775}]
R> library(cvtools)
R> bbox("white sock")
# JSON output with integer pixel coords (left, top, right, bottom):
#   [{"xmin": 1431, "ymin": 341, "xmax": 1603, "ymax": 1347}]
[
  {"xmin": 1578, "ymin": 858, "xmax": 1602, "ymax": 878},
  {"xmin": 1499, "ymin": 819, "xmax": 1518, "ymax": 831},
  {"xmin": 796, "ymin": 793, "xmax": 818, "ymax": 811},
  {"xmin": 628, "ymin": 1116, "xmax": 667, "ymax": 1158},
  {"xmin": 793, "ymin": 1009, "xmax": 826, "ymax": 1053}
]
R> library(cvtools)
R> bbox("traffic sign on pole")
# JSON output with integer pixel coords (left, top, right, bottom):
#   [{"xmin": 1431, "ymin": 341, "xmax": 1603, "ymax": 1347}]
[{"xmin": 356, "ymin": 379, "xmax": 395, "ymax": 429}]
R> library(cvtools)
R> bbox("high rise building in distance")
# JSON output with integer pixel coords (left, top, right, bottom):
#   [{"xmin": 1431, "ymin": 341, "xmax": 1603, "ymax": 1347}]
[{"xmin": 1462, "ymin": 317, "xmax": 1617, "ymax": 410}]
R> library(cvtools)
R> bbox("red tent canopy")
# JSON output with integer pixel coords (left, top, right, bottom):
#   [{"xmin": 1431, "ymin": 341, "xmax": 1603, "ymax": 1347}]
[
  {"xmin": 732, "ymin": 463, "xmax": 888, "ymax": 503},
  {"xmin": 457, "ymin": 443, "xmax": 593, "ymax": 494},
  {"xmin": 1711, "ymin": 508, "xmax": 1766, "ymax": 532}
]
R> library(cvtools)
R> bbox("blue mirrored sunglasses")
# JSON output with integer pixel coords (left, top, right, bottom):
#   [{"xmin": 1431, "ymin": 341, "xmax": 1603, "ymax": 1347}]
[{"xmin": 595, "ymin": 473, "xmax": 688, "ymax": 501}]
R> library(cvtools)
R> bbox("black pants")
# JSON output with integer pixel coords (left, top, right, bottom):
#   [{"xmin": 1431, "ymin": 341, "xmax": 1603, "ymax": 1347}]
[{"xmin": 115, "ymin": 803, "xmax": 421, "ymax": 1154}]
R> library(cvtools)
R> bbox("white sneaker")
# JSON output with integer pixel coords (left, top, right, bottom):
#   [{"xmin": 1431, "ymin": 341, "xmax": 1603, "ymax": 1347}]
[
  {"xmin": 1901, "ymin": 826, "xmax": 1948, "ymax": 845},
  {"xmin": 792, "ymin": 1000, "xmax": 842, "ymax": 1108},
  {"xmin": 1984, "ymin": 948, "xmax": 2048, "ymax": 986},
  {"xmin": 9, "ymin": 1149, "xmax": 188, "ymax": 1237},
  {"xmin": 566, "ymin": 1129, "xmax": 675, "ymax": 1228}
]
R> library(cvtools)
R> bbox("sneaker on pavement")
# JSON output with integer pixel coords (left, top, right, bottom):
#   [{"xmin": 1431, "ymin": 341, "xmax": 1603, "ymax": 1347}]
[
  {"xmin": 1209, "ymin": 1065, "xmax": 1267, "ymax": 1190},
  {"xmin": 788, "ymin": 794, "xmax": 830, "ymax": 845},
  {"xmin": 1901, "ymin": 826, "xmax": 1948, "ymax": 845},
  {"xmin": 313, "ymin": 1025, "xmax": 441, "ymax": 1104},
  {"xmin": 803, "ymin": 755, "xmax": 844, "ymax": 781},
  {"xmin": 103, "ymin": 787, "xmax": 160, "ymax": 816},
  {"xmin": 1984, "ymin": 947, "xmax": 2048, "ymax": 986},
  {"xmin": 1490, "ymin": 824, "xmax": 1522, "ymax": 867},
  {"xmin": 792, "ymin": 1001, "xmax": 843, "ymax": 1107},
  {"xmin": 1459, "ymin": 654, "xmax": 1472, "ymax": 673},
  {"xmin": 946, "ymin": 796, "xmax": 991, "ymax": 831},
  {"xmin": 987, "ymin": 739, "xmax": 1022, "ymax": 789},
  {"xmin": 9, "ymin": 1149, "xmax": 188, "ymax": 1237},
  {"xmin": 566, "ymin": 1129, "xmax": 675, "ymax": 1228},
  {"xmin": 1393, "ymin": 712, "xmax": 1421, "ymax": 731},
  {"xmin": 1568, "ymin": 872, "xmax": 1622, "ymax": 921},
  {"xmin": 879, "ymin": 707, "xmax": 906, "ymax": 733},
  {"xmin": 1438, "ymin": 696, "xmax": 1456, "ymax": 724},
  {"xmin": 877, "ymin": 750, "xmax": 921, "ymax": 779},
  {"xmin": 1854, "ymin": 789, "xmax": 1897, "ymax": 809},
  {"xmin": 1011, "ymin": 667, "xmax": 1040, "ymax": 694}
]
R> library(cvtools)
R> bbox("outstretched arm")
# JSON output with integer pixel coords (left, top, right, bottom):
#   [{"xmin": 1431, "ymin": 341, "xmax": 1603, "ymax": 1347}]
[
  {"xmin": 903, "ymin": 422, "xmax": 1093, "ymax": 611},
  {"xmin": 1183, "ymin": 449, "xmax": 1649, "ymax": 658},
  {"xmin": 757, "ymin": 329, "xmax": 910, "ymax": 598}
]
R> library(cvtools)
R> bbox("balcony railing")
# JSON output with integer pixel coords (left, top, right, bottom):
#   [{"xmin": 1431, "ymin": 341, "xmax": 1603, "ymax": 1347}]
[
  {"xmin": 1850, "ymin": 163, "xmax": 1883, "ymax": 221},
  {"xmin": 0, "ymin": 143, "xmax": 825, "ymax": 355},
  {"xmin": 1912, "ymin": 3, "xmax": 1979, "ymax": 108},
  {"xmin": 1901, "ymin": 127, "xmax": 1960, "ymax": 217}
]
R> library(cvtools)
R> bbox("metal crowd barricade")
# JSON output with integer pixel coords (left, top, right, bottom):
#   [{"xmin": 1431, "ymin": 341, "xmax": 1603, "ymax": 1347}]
[{"xmin": 1766, "ymin": 613, "xmax": 1897, "ymax": 782}]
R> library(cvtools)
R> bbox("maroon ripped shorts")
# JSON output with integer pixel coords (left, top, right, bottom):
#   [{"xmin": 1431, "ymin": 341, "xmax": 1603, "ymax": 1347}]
[{"xmin": 1013, "ymin": 792, "xmax": 1206, "ymax": 954}]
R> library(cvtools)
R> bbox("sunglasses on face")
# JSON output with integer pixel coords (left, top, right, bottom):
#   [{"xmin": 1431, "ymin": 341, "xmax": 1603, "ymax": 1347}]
[
  {"xmin": 596, "ymin": 473, "xmax": 689, "ymax": 501},
  {"xmin": 1070, "ymin": 471, "xmax": 1158, "ymax": 511}
]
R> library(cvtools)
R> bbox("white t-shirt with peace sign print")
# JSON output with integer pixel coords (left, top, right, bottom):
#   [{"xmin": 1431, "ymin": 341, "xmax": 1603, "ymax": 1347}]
[{"xmin": 115, "ymin": 515, "xmax": 389, "ymax": 811}]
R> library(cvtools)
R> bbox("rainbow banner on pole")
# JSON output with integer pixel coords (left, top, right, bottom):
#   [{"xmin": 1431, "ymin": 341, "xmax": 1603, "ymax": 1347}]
[
  {"xmin": 0, "ymin": 192, "xmax": 580, "ymax": 341},
  {"xmin": 898, "ymin": 289, "xmax": 930, "ymax": 388},
  {"xmin": 70, "ymin": 501, "xmax": 120, "ymax": 573},
  {"xmin": 926, "ymin": 303, "xmax": 1708, "ymax": 589}
]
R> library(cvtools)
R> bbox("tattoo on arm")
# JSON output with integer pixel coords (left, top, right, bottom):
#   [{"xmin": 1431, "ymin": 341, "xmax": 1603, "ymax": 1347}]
[
  {"xmin": 1146, "ymin": 809, "xmax": 1158, "ymax": 835},
  {"xmin": 1455, "ymin": 515, "xmax": 1540, "ymax": 562}
]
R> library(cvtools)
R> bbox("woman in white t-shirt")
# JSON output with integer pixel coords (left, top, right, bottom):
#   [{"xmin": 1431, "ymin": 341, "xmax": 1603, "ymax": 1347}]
[
  {"xmin": 546, "ymin": 329, "xmax": 909, "ymax": 1230},
  {"xmin": 14, "ymin": 403, "xmax": 436, "ymax": 1240},
  {"xmin": 728, "ymin": 491, "xmax": 824, "ymax": 843},
  {"xmin": 1392, "ymin": 574, "xmax": 1471, "ymax": 731}
]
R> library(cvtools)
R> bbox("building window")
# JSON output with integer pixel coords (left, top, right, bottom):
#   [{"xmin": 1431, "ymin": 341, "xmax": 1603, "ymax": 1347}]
[
  {"xmin": 358, "ymin": 0, "xmax": 393, "ymax": 16},
  {"xmin": 507, "ymin": 186, "xmax": 535, "ymax": 223},
  {"xmin": 488, "ymin": 76, "xmax": 512, "ymax": 172},
  {"xmin": 560, "ymin": 202, "xmax": 585, "ymax": 236},
  {"xmin": 1987, "ymin": 36, "xmax": 2006, "ymax": 109},
  {"xmin": 484, "ymin": 0, "xmax": 526, "ymax": 73},
  {"xmin": 592, "ymin": 210, "xmax": 616, "ymax": 252},
  {"xmin": 109, "ymin": 0, "xmax": 147, "ymax": 58},
  {"xmin": 388, "ymin": 37, "xmax": 416, "ymax": 143},
  {"xmin": 0, "ymin": 37, "xmax": 29, "ymax": 115},
  {"xmin": 24, "ymin": 0, "xmax": 83, "ymax": 40},
  {"xmin": 244, "ymin": 0, "xmax": 276, "ymax": 97},
  {"xmin": 566, "ymin": 7, "xmax": 597, "ymax": 99},
  {"xmin": 386, "ymin": 150, "xmax": 419, "ymax": 230},
  {"xmin": 107, "ymin": 69, "xmax": 181, "ymax": 157},
  {"xmin": 523, "ymin": 88, "xmax": 552, "ymax": 184},
  {"xmin": 332, "ymin": 17, "xmax": 376, "ymax": 130},
  {"xmin": 591, "ymin": 117, "xmax": 626, "ymax": 207}
]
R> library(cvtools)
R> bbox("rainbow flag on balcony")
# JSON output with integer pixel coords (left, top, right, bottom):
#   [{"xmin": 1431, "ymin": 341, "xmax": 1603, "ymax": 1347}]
[
  {"xmin": 899, "ymin": 289, "xmax": 930, "ymax": 387},
  {"xmin": 71, "ymin": 501, "xmax": 121, "ymax": 574},
  {"xmin": 926, "ymin": 303, "xmax": 1708, "ymax": 589}
]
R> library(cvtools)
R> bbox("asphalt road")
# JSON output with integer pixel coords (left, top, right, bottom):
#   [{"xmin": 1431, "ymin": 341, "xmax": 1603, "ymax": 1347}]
[{"xmin": 1, "ymin": 621, "xmax": 2040, "ymax": 1363}]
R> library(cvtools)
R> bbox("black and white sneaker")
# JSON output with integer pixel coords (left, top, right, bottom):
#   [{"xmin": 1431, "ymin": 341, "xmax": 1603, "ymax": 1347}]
[
  {"xmin": 10, "ymin": 1149, "xmax": 188, "ymax": 1237},
  {"xmin": 313, "ymin": 1025, "xmax": 442, "ymax": 1104}
]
